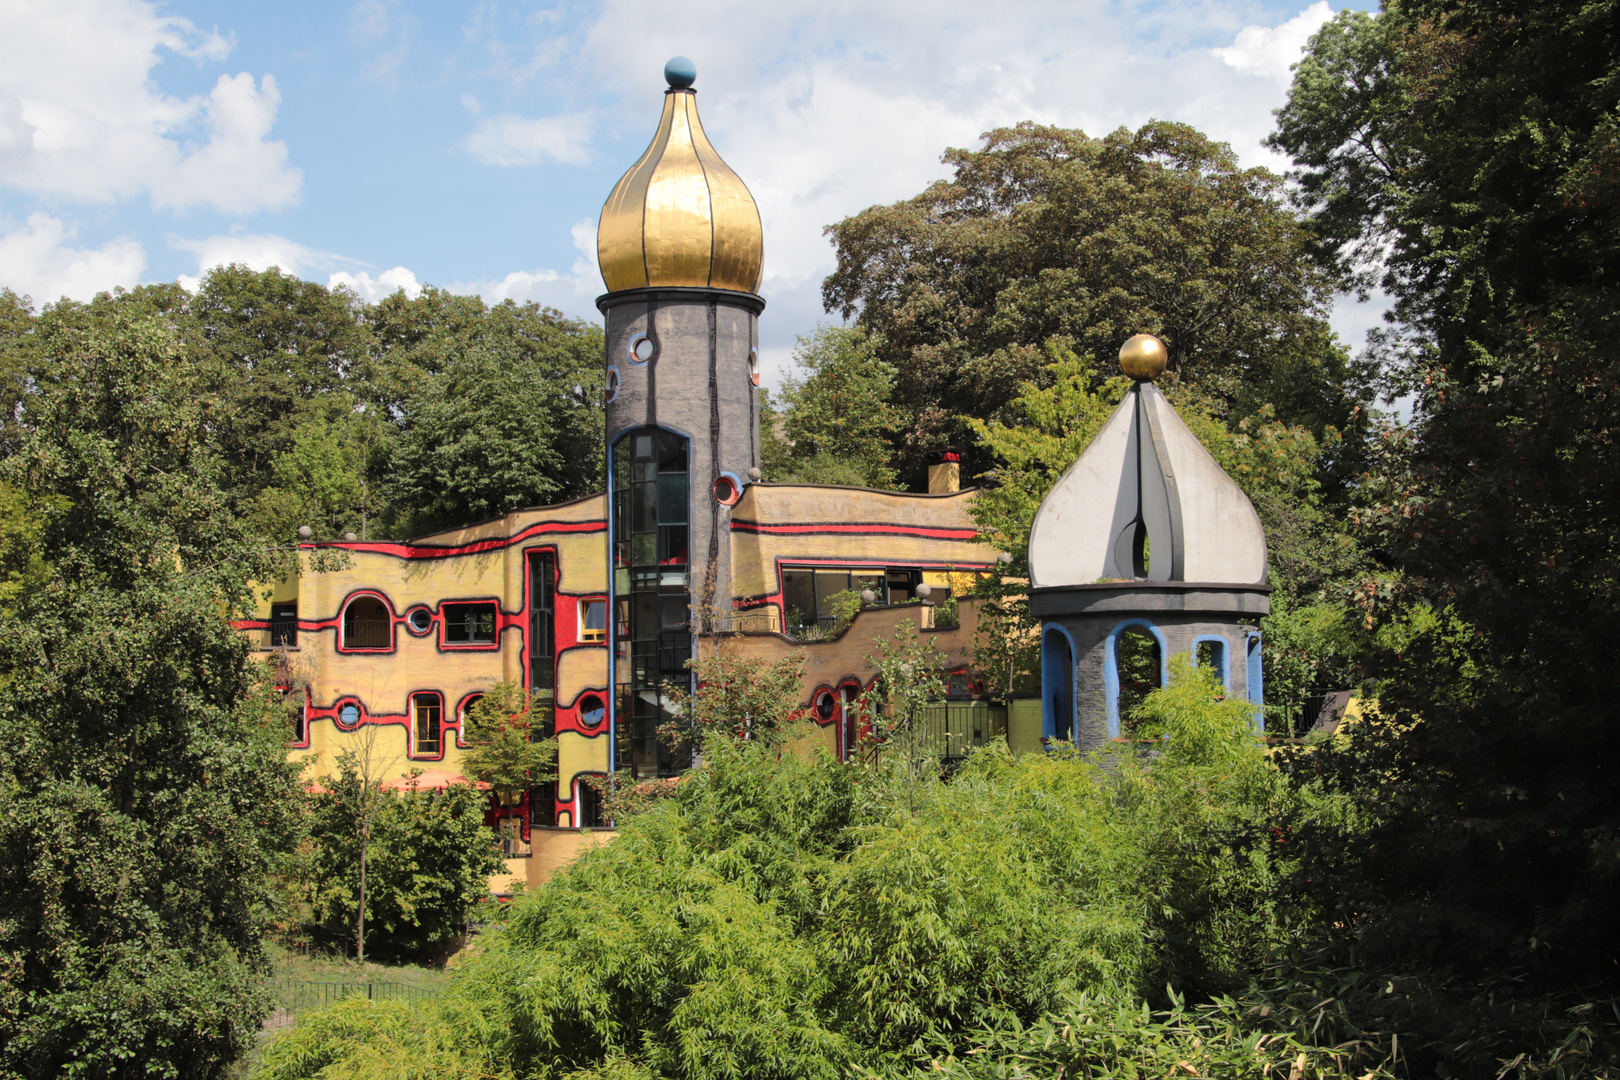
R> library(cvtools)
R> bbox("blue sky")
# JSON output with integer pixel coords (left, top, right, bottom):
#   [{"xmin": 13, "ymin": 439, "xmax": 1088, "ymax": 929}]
[{"xmin": 0, "ymin": 0, "xmax": 1379, "ymax": 386}]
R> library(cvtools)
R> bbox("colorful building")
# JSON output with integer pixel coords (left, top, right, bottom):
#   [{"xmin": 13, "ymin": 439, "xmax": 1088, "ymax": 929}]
[
  {"xmin": 238, "ymin": 58, "xmax": 1014, "ymax": 887},
  {"xmin": 239, "ymin": 59, "xmax": 1270, "ymax": 888}
]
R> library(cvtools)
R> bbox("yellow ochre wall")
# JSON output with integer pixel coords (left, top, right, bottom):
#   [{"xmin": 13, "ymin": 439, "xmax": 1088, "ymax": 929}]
[
  {"xmin": 728, "ymin": 483, "xmax": 995, "ymax": 632},
  {"xmin": 239, "ymin": 482, "xmax": 1035, "ymax": 888},
  {"xmin": 253, "ymin": 496, "xmax": 613, "ymax": 817}
]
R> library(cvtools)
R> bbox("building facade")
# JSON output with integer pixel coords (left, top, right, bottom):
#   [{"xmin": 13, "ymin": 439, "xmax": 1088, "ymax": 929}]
[{"xmin": 237, "ymin": 59, "xmax": 1017, "ymax": 887}]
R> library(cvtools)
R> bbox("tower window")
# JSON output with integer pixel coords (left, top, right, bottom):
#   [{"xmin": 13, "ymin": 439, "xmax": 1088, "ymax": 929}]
[
  {"xmin": 412, "ymin": 694, "xmax": 442, "ymax": 756},
  {"xmin": 628, "ymin": 333, "xmax": 655, "ymax": 364},
  {"xmin": 712, "ymin": 475, "xmax": 740, "ymax": 506},
  {"xmin": 444, "ymin": 602, "xmax": 498, "ymax": 645}
]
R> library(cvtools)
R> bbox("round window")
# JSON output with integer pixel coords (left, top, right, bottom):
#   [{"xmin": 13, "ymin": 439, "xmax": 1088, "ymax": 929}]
[
  {"xmin": 712, "ymin": 475, "xmax": 740, "ymax": 506},
  {"xmin": 337, "ymin": 702, "xmax": 360, "ymax": 729},
  {"xmin": 815, "ymin": 691, "xmax": 836, "ymax": 721},
  {"xmin": 628, "ymin": 333, "xmax": 655, "ymax": 364},
  {"xmin": 579, "ymin": 694, "xmax": 605, "ymax": 727},
  {"xmin": 605, "ymin": 365, "xmax": 621, "ymax": 403},
  {"xmin": 408, "ymin": 608, "xmax": 432, "ymax": 633}
]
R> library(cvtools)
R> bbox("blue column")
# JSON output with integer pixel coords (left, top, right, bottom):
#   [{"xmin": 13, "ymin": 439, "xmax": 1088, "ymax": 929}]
[{"xmin": 1245, "ymin": 631, "xmax": 1264, "ymax": 731}]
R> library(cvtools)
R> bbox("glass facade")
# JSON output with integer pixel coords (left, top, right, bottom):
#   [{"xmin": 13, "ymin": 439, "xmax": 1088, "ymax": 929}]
[{"xmin": 613, "ymin": 429, "xmax": 692, "ymax": 779}]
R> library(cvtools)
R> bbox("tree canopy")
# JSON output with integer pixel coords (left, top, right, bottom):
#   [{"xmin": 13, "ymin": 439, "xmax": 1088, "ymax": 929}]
[
  {"xmin": 822, "ymin": 120, "xmax": 1365, "ymax": 484},
  {"xmin": 1270, "ymin": 0, "xmax": 1620, "ymax": 988},
  {"xmin": 0, "ymin": 270, "xmax": 605, "ymax": 542},
  {"xmin": 0, "ymin": 307, "xmax": 310, "ymax": 1077}
]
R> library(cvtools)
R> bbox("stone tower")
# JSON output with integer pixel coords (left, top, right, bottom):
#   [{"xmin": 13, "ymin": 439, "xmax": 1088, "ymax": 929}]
[
  {"xmin": 596, "ymin": 57, "xmax": 766, "ymax": 779},
  {"xmin": 1027, "ymin": 334, "xmax": 1270, "ymax": 748}
]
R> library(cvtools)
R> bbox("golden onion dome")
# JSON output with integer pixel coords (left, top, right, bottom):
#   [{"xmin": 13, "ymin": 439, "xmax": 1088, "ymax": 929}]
[{"xmin": 597, "ymin": 58, "xmax": 764, "ymax": 295}]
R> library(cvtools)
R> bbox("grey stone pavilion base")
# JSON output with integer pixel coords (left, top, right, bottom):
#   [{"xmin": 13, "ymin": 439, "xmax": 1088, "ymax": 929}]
[{"xmin": 1030, "ymin": 582, "xmax": 1270, "ymax": 752}]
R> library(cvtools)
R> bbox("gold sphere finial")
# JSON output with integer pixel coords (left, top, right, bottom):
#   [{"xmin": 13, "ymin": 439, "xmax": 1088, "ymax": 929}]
[{"xmin": 1119, "ymin": 333, "xmax": 1168, "ymax": 382}]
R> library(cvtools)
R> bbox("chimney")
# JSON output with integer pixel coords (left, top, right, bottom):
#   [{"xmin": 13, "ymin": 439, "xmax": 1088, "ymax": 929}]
[{"xmin": 926, "ymin": 448, "xmax": 961, "ymax": 494}]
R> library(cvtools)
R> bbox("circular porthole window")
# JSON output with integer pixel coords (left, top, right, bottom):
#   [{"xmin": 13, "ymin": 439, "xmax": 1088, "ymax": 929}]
[
  {"xmin": 628, "ymin": 333, "xmax": 655, "ymax": 365},
  {"xmin": 579, "ymin": 694, "xmax": 605, "ymax": 727},
  {"xmin": 407, "ymin": 607, "xmax": 432, "ymax": 634},
  {"xmin": 747, "ymin": 349, "xmax": 760, "ymax": 387},
  {"xmin": 337, "ymin": 702, "xmax": 361, "ymax": 729},
  {"xmin": 815, "ymin": 691, "xmax": 836, "ymax": 722},
  {"xmin": 712, "ymin": 474, "xmax": 741, "ymax": 506},
  {"xmin": 605, "ymin": 365, "xmax": 621, "ymax": 403}
]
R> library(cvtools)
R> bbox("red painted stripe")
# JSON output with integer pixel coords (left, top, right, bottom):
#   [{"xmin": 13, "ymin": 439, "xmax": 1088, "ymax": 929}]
[
  {"xmin": 730, "ymin": 521, "xmax": 979, "ymax": 540},
  {"xmin": 303, "ymin": 519, "xmax": 605, "ymax": 560}
]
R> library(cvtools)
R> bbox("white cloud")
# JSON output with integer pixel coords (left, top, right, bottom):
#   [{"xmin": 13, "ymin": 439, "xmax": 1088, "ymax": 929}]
[
  {"xmin": 172, "ymin": 232, "xmax": 353, "ymax": 290},
  {"xmin": 463, "ymin": 111, "xmax": 592, "ymax": 167},
  {"xmin": 0, "ymin": 213, "xmax": 145, "ymax": 303},
  {"xmin": 329, "ymin": 266, "xmax": 423, "ymax": 302},
  {"xmin": 533, "ymin": 0, "xmax": 1345, "ymax": 368},
  {"xmin": 1212, "ymin": 1, "xmax": 1335, "ymax": 82},
  {"xmin": 0, "ymin": 0, "xmax": 301, "ymax": 213}
]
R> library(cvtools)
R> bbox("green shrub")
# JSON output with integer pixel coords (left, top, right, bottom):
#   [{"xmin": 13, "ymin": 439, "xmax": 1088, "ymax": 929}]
[
  {"xmin": 259, "ymin": 660, "xmax": 1313, "ymax": 1078},
  {"xmin": 304, "ymin": 759, "xmax": 505, "ymax": 963}
]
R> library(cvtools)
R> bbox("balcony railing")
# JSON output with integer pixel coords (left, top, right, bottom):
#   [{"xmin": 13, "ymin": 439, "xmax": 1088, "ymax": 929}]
[
  {"xmin": 246, "ymin": 618, "xmax": 299, "ymax": 650},
  {"xmin": 343, "ymin": 619, "xmax": 391, "ymax": 649}
]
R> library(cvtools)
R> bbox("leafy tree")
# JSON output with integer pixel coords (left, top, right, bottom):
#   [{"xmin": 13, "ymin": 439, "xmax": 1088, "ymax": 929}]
[
  {"xmin": 851, "ymin": 620, "xmax": 949, "ymax": 807},
  {"xmin": 1270, "ymin": 0, "xmax": 1620, "ymax": 986},
  {"xmin": 245, "ymin": 401, "xmax": 394, "ymax": 542},
  {"xmin": 0, "ymin": 306, "xmax": 308, "ymax": 1078},
  {"xmin": 660, "ymin": 645, "xmax": 808, "ymax": 758},
  {"xmin": 761, "ymin": 326, "xmax": 904, "ymax": 488},
  {"xmin": 188, "ymin": 265, "xmax": 372, "ymax": 508},
  {"xmin": 304, "ymin": 754, "xmax": 503, "ymax": 964},
  {"xmin": 384, "ymin": 305, "xmax": 604, "ymax": 534},
  {"xmin": 823, "ymin": 121, "xmax": 1364, "ymax": 483},
  {"xmin": 460, "ymin": 681, "xmax": 559, "ymax": 803}
]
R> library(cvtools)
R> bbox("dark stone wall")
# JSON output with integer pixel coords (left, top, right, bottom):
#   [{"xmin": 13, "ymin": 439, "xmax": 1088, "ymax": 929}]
[
  {"xmin": 1037, "ymin": 583, "xmax": 1269, "ymax": 751},
  {"xmin": 599, "ymin": 287, "xmax": 763, "ymax": 619}
]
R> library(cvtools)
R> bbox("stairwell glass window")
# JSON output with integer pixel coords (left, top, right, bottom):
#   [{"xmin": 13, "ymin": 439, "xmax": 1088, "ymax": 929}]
[{"xmin": 444, "ymin": 602, "xmax": 498, "ymax": 645}]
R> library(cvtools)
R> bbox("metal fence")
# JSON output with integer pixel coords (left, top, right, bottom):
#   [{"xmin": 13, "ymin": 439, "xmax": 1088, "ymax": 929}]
[
  {"xmin": 918, "ymin": 701, "xmax": 1008, "ymax": 761},
  {"xmin": 271, "ymin": 978, "xmax": 441, "ymax": 1012}
]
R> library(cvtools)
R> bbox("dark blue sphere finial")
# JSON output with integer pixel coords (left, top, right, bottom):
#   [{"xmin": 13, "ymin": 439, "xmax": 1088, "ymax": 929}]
[{"xmin": 664, "ymin": 56, "xmax": 696, "ymax": 89}]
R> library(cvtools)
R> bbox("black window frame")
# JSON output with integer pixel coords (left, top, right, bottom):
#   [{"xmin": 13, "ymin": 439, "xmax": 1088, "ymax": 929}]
[{"xmin": 442, "ymin": 601, "xmax": 499, "ymax": 647}]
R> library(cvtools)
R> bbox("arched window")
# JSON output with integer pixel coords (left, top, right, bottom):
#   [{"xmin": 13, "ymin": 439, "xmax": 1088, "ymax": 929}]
[
  {"xmin": 1194, "ymin": 636, "xmax": 1230, "ymax": 689},
  {"xmin": 1105, "ymin": 620, "xmax": 1167, "ymax": 739},
  {"xmin": 342, "ymin": 595, "xmax": 391, "ymax": 650},
  {"xmin": 1041, "ymin": 627, "xmax": 1075, "ymax": 744}
]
